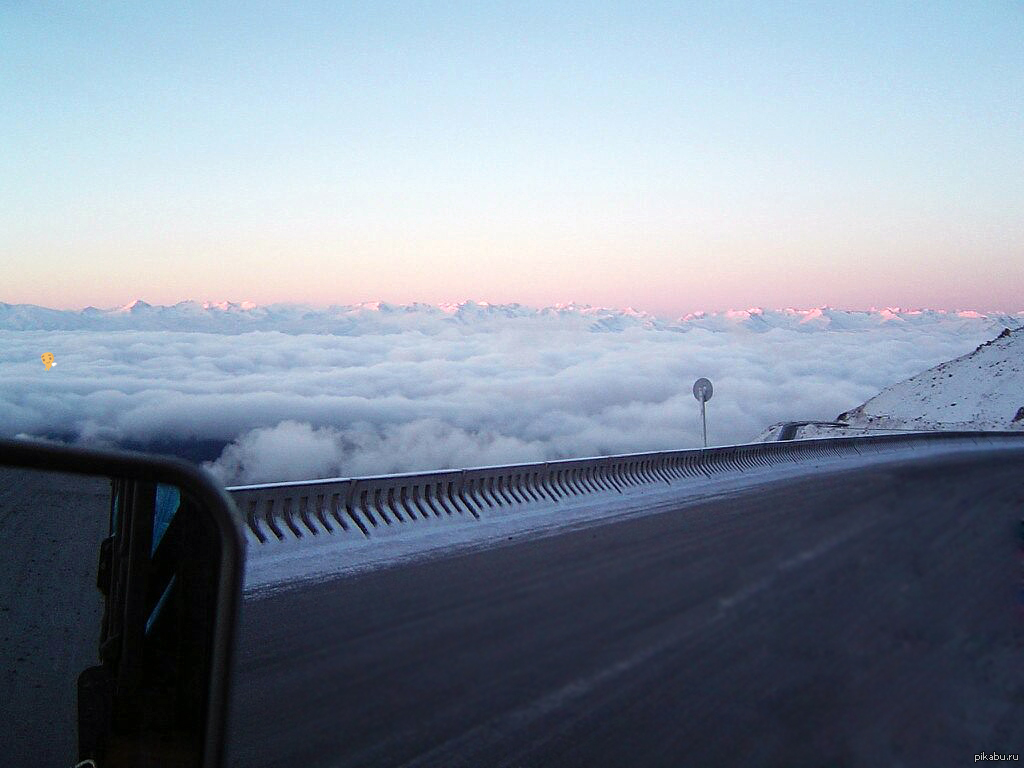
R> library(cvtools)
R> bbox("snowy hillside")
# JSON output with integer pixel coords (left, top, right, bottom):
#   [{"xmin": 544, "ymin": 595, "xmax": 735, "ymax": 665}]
[
  {"xmin": 761, "ymin": 327, "xmax": 1024, "ymax": 439},
  {"xmin": 836, "ymin": 327, "xmax": 1024, "ymax": 431}
]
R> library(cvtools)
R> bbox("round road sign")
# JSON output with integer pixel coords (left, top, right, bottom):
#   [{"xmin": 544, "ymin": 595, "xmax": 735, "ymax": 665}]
[{"xmin": 692, "ymin": 377, "xmax": 713, "ymax": 402}]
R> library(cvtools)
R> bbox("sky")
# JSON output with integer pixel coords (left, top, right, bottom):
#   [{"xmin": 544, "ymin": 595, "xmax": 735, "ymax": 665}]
[{"xmin": 3, "ymin": 2, "xmax": 1023, "ymax": 314}]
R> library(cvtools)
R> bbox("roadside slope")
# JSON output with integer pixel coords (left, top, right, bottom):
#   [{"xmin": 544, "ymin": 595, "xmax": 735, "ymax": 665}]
[
  {"xmin": 759, "ymin": 326, "xmax": 1024, "ymax": 440},
  {"xmin": 837, "ymin": 326, "xmax": 1024, "ymax": 431}
]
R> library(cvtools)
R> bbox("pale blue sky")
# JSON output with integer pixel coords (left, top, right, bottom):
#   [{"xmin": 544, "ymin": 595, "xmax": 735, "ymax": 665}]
[{"xmin": 3, "ymin": 1, "xmax": 1022, "ymax": 314}]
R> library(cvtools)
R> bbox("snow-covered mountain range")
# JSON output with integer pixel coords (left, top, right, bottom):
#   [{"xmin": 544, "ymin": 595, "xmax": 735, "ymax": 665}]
[{"xmin": 1, "ymin": 299, "xmax": 1021, "ymax": 335}]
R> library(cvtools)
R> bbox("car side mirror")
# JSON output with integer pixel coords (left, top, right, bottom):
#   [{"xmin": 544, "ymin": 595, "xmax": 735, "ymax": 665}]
[{"xmin": 0, "ymin": 438, "xmax": 244, "ymax": 768}]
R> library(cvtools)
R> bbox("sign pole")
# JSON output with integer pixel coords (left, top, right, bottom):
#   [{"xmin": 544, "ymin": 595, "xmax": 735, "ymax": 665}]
[
  {"xmin": 701, "ymin": 397, "xmax": 707, "ymax": 447},
  {"xmin": 692, "ymin": 378, "xmax": 713, "ymax": 449}
]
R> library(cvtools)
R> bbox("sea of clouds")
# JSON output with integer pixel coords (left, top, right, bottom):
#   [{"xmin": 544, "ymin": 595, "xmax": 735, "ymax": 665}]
[{"xmin": 1, "ymin": 301, "xmax": 1018, "ymax": 485}]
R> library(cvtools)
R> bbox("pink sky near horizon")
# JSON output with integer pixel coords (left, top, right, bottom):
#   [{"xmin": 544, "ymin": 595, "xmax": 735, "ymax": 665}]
[
  {"xmin": 5, "ymin": 244, "xmax": 1022, "ymax": 318},
  {"xmin": 6, "ymin": 221, "xmax": 1023, "ymax": 317}
]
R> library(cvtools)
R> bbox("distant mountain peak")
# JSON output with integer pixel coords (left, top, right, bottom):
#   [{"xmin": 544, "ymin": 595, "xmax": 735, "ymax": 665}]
[
  {"xmin": 119, "ymin": 299, "xmax": 152, "ymax": 312},
  {"xmin": 199, "ymin": 300, "xmax": 258, "ymax": 312}
]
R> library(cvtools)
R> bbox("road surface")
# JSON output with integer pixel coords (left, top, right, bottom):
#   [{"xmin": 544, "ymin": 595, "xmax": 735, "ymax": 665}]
[{"xmin": 228, "ymin": 448, "xmax": 1024, "ymax": 767}]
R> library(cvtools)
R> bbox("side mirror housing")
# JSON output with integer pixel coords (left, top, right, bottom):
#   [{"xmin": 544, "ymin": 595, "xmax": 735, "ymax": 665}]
[{"xmin": 0, "ymin": 438, "xmax": 245, "ymax": 768}]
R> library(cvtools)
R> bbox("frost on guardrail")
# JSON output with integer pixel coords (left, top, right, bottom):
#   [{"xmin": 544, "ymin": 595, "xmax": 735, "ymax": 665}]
[{"xmin": 228, "ymin": 431, "xmax": 1024, "ymax": 545}]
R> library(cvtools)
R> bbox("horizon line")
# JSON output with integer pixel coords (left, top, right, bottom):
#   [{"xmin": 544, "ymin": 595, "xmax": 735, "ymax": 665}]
[{"xmin": 3, "ymin": 297, "xmax": 1024, "ymax": 320}]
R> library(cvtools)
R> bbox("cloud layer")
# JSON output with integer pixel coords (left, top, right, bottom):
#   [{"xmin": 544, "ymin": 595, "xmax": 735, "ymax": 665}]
[{"xmin": 1, "ymin": 302, "xmax": 1015, "ymax": 485}]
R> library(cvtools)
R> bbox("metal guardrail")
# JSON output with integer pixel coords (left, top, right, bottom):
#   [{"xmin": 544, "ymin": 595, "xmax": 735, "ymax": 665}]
[{"xmin": 228, "ymin": 431, "xmax": 1024, "ymax": 545}]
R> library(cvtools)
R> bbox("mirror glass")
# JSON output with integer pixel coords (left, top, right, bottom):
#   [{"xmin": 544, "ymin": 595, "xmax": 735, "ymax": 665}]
[{"xmin": 0, "ymin": 466, "xmax": 109, "ymax": 765}]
